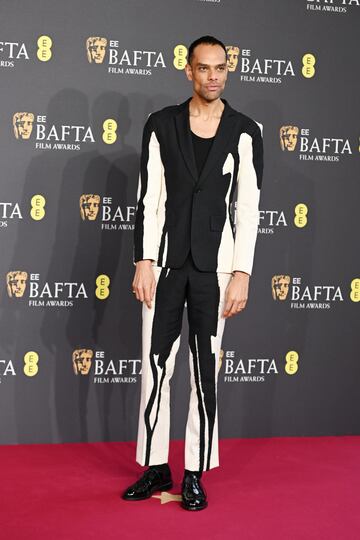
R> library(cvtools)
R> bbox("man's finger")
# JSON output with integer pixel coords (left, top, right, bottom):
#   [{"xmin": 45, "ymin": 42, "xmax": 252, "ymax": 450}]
[
  {"xmin": 150, "ymin": 279, "xmax": 156, "ymax": 301},
  {"xmin": 222, "ymin": 299, "xmax": 234, "ymax": 317},
  {"xmin": 137, "ymin": 286, "xmax": 144, "ymax": 303},
  {"xmin": 144, "ymin": 287, "xmax": 152, "ymax": 309}
]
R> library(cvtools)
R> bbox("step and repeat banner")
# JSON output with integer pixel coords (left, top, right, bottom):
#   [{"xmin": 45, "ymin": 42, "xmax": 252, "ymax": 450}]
[{"xmin": 0, "ymin": 0, "xmax": 359, "ymax": 444}]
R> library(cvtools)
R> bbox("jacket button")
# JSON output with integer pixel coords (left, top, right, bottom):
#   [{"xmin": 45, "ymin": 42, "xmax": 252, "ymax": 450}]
[{"xmin": 194, "ymin": 188, "xmax": 202, "ymax": 193}]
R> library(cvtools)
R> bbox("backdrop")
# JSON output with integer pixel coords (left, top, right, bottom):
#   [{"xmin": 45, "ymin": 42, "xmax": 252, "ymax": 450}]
[{"xmin": 0, "ymin": 0, "xmax": 359, "ymax": 445}]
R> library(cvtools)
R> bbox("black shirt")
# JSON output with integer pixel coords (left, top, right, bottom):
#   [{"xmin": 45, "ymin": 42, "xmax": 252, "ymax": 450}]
[{"xmin": 191, "ymin": 130, "xmax": 215, "ymax": 176}]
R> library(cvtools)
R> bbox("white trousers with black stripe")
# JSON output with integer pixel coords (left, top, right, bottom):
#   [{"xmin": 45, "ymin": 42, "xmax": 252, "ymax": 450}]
[{"xmin": 135, "ymin": 251, "xmax": 232, "ymax": 471}]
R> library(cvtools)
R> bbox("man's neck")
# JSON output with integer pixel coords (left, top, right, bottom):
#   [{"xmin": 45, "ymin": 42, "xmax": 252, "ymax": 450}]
[{"xmin": 189, "ymin": 95, "xmax": 224, "ymax": 120}]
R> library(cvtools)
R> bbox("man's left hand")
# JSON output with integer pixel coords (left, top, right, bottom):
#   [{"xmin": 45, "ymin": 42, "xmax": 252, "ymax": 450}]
[{"xmin": 222, "ymin": 271, "xmax": 250, "ymax": 318}]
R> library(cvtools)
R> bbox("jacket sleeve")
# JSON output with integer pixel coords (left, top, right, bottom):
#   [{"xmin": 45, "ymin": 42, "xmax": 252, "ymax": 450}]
[
  {"xmin": 231, "ymin": 121, "xmax": 264, "ymax": 276},
  {"xmin": 133, "ymin": 113, "xmax": 163, "ymax": 265}
]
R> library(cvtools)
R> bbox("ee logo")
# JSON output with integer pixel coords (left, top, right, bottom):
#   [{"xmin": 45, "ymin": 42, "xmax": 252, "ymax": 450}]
[
  {"xmin": 37, "ymin": 35, "xmax": 52, "ymax": 62},
  {"xmin": 24, "ymin": 351, "xmax": 39, "ymax": 377},
  {"xmin": 302, "ymin": 53, "xmax": 316, "ymax": 78},
  {"xmin": 96, "ymin": 274, "xmax": 110, "ymax": 299},
  {"xmin": 285, "ymin": 350, "xmax": 299, "ymax": 375},
  {"xmin": 173, "ymin": 45, "xmax": 188, "ymax": 70},
  {"xmin": 103, "ymin": 119, "xmax": 117, "ymax": 144},
  {"xmin": 30, "ymin": 194, "xmax": 46, "ymax": 221}
]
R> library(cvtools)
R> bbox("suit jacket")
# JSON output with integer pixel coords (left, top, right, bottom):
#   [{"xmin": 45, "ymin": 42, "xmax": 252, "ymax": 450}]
[{"xmin": 133, "ymin": 96, "xmax": 264, "ymax": 275}]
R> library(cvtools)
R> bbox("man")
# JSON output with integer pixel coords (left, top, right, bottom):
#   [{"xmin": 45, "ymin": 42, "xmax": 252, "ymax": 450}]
[{"xmin": 122, "ymin": 35, "xmax": 264, "ymax": 511}]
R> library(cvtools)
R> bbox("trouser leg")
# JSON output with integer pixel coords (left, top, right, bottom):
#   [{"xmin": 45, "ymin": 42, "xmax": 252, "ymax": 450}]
[
  {"xmin": 184, "ymin": 260, "xmax": 232, "ymax": 472},
  {"xmin": 136, "ymin": 263, "xmax": 187, "ymax": 466}
]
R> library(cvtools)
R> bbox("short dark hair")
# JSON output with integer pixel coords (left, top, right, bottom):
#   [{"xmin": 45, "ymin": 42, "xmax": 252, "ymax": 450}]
[{"xmin": 187, "ymin": 35, "xmax": 227, "ymax": 66}]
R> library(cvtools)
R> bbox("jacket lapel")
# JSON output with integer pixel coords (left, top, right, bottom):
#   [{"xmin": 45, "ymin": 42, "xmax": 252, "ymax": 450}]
[
  {"xmin": 197, "ymin": 99, "xmax": 237, "ymax": 188},
  {"xmin": 174, "ymin": 97, "xmax": 198, "ymax": 184},
  {"xmin": 174, "ymin": 97, "xmax": 237, "ymax": 187}
]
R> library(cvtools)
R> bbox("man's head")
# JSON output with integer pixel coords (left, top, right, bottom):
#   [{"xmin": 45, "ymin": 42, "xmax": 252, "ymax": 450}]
[{"xmin": 185, "ymin": 35, "xmax": 228, "ymax": 102}]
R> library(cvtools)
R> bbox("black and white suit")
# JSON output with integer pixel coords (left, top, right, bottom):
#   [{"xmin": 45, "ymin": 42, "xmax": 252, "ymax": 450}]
[
  {"xmin": 134, "ymin": 96, "xmax": 263, "ymax": 274},
  {"xmin": 133, "ymin": 97, "xmax": 264, "ymax": 471}
]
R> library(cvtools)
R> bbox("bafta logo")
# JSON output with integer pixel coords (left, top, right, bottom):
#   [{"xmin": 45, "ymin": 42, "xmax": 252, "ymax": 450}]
[
  {"xmin": 280, "ymin": 125, "xmax": 299, "ymax": 151},
  {"xmin": 219, "ymin": 348, "xmax": 224, "ymax": 371},
  {"xmin": 72, "ymin": 349, "xmax": 93, "ymax": 375},
  {"xmin": 6, "ymin": 271, "xmax": 28, "ymax": 298},
  {"xmin": 86, "ymin": 37, "xmax": 107, "ymax": 64},
  {"xmin": 13, "ymin": 112, "xmax": 34, "ymax": 140},
  {"xmin": 272, "ymin": 275, "xmax": 291, "ymax": 301},
  {"xmin": 80, "ymin": 194, "xmax": 100, "ymax": 221},
  {"xmin": 225, "ymin": 45, "xmax": 239, "ymax": 72}
]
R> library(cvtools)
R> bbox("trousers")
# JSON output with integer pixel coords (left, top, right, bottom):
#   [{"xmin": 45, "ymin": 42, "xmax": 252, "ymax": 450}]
[{"xmin": 135, "ymin": 250, "xmax": 232, "ymax": 471}]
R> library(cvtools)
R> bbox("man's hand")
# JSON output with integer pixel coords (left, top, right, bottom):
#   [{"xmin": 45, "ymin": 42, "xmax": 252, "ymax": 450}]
[
  {"xmin": 132, "ymin": 260, "xmax": 156, "ymax": 309},
  {"xmin": 222, "ymin": 271, "xmax": 250, "ymax": 318}
]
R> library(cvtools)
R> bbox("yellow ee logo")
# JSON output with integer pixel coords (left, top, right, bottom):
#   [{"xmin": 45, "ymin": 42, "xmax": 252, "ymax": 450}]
[
  {"xmin": 96, "ymin": 274, "xmax": 110, "ymax": 299},
  {"xmin": 37, "ymin": 35, "xmax": 52, "ymax": 62},
  {"xmin": 30, "ymin": 194, "xmax": 46, "ymax": 220},
  {"xmin": 302, "ymin": 53, "xmax": 316, "ymax": 78},
  {"xmin": 350, "ymin": 278, "xmax": 360, "ymax": 302},
  {"xmin": 24, "ymin": 351, "xmax": 39, "ymax": 376},
  {"xmin": 173, "ymin": 45, "xmax": 187, "ymax": 70},
  {"xmin": 102, "ymin": 119, "xmax": 117, "ymax": 144},
  {"xmin": 285, "ymin": 350, "xmax": 299, "ymax": 375},
  {"xmin": 294, "ymin": 203, "xmax": 308, "ymax": 228}
]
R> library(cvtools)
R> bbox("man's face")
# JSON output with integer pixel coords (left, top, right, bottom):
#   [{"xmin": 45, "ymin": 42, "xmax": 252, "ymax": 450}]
[{"xmin": 185, "ymin": 43, "xmax": 228, "ymax": 102}]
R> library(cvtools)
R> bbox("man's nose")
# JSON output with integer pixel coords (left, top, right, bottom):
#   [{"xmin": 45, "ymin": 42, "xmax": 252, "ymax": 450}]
[{"xmin": 208, "ymin": 70, "xmax": 218, "ymax": 80}]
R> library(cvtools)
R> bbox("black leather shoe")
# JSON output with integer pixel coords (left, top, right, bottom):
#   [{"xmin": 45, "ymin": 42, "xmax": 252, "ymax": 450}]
[
  {"xmin": 181, "ymin": 472, "xmax": 208, "ymax": 511},
  {"xmin": 122, "ymin": 466, "xmax": 173, "ymax": 501}
]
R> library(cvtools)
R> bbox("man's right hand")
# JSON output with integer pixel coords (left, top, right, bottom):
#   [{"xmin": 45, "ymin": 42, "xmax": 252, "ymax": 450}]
[{"xmin": 132, "ymin": 260, "xmax": 156, "ymax": 309}]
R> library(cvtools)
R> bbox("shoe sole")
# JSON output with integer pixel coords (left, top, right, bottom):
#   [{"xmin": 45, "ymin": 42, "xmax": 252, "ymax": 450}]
[
  {"xmin": 122, "ymin": 481, "xmax": 173, "ymax": 501},
  {"xmin": 181, "ymin": 501, "xmax": 208, "ymax": 511}
]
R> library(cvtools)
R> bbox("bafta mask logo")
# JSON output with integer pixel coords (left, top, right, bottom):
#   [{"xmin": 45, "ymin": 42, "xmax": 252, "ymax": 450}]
[
  {"xmin": 219, "ymin": 348, "xmax": 224, "ymax": 371},
  {"xmin": 80, "ymin": 194, "xmax": 100, "ymax": 221},
  {"xmin": 280, "ymin": 125, "xmax": 299, "ymax": 152},
  {"xmin": 72, "ymin": 349, "xmax": 93, "ymax": 375},
  {"xmin": 86, "ymin": 37, "xmax": 107, "ymax": 64},
  {"xmin": 6, "ymin": 271, "xmax": 28, "ymax": 298},
  {"xmin": 225, "ymin": 46, "xmax": 239, "ymax": 72},
  {"xmin": 272, "ymin": 275, "xmax": 291, "ymax": 301},
  {"xmin": 13, "ymin": 112, "xmax": 34, "ymax": 140}
]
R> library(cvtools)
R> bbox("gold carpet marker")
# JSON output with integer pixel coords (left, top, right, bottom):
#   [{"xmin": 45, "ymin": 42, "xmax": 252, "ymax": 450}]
[{"xmin": 152, "ymin": 492, "xmax": 182, "ymax": 504}]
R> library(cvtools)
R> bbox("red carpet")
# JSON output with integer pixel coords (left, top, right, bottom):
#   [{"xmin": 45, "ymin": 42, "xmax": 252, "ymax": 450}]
[{"xmin": 2, "ymin": 436, "xmax": 360, "ymax": 539}]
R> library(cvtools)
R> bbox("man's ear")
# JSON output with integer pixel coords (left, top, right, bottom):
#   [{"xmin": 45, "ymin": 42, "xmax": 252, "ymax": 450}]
[{"xmin": 185, "ymin": 63, "xmax": 193, "ymax": 81}]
